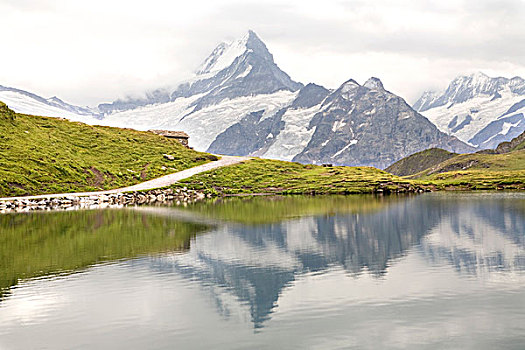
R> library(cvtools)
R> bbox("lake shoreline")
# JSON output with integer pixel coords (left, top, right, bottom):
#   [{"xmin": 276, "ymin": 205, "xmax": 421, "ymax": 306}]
[
  {"xmin": 2, "ymin": 184, "xmax": 523, "ymax": 214},
  {"xmin": 0, "ymin": 187, "xmax": 210, "ymax": 214}
]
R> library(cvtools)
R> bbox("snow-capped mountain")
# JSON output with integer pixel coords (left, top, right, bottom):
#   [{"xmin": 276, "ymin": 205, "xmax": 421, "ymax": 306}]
[
  {"xmin": 0, "ymin": 85, "xmax": 98, "ymax": 121},
  {"xmin": 98, "ymin": 30, "xmax": 302, "ymax": 115},
  {"xmin": 101, "ymin": 31, "xmax": 472, "ymax": 168},
  {"xmin": 414, "ymin": 72, "xmax": 525, "ymax": 149},
  {"xmin": 0, "ymin": 30, "xmax": 473, "ymax": 168},
  {"xmin": 204, "ymin": 77, "xmax": 473, "ymax": 168}
]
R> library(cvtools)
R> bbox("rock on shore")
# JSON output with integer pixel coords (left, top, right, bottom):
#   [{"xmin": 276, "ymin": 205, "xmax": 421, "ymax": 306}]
[{"xmin": 0, "ymin": 188, "xmax": 209, "ymax": 214}]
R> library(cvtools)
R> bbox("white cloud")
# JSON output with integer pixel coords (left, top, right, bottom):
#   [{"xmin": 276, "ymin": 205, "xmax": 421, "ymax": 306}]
[{"xmin": 0, "ymin": 0, "xmax": 524, "ymax": 106}]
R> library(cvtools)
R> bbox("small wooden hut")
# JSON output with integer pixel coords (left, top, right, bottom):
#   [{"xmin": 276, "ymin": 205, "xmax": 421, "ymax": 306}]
[{"xmin": 149, "ymin": 130, "xmax": 190, "ymax": 147}]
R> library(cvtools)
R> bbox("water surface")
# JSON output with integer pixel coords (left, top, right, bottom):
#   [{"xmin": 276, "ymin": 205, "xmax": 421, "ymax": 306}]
[{"xmin": 1, "ymin": 193, "xmax": 524, "ymax": 349}]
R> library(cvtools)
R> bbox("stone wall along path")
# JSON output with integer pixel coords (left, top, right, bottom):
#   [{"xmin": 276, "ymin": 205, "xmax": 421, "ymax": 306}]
[{"xmin": 0, "ymin": 155, "xmax": 251, "ymax": 202}]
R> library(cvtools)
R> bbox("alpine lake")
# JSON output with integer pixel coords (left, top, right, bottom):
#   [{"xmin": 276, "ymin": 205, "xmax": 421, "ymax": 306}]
[{"xmin": 1, "ymin": 192, "xmax": 524, "ymax": 349}]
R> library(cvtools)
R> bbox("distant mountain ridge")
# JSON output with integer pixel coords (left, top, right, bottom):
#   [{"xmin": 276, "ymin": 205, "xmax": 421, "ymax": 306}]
[
  {"xmin": 414, "ymin": 72, "xmax": 525, "ymax": 112},
  {"xmin": 0, "ymin": 85, "xmax": 98, "ymax": 121},
  {"xmin": 414, "ymin": 72, "xmax": 525, "ymax": 149}
]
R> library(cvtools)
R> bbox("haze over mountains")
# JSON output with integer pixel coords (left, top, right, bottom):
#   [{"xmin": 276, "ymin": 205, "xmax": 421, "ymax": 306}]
[{"xmin": 5, "ymin": 30, "xmax": 524, "ymax": 168}]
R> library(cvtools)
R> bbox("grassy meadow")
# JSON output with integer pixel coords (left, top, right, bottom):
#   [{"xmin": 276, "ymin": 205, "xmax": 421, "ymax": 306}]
[
  {"xmin": 177, "ymin": 158, "xmax": 422, "ymax": 195},
  {"xmin": 0, "ymin": 102, "xmax": 215, "ymax": 197}
]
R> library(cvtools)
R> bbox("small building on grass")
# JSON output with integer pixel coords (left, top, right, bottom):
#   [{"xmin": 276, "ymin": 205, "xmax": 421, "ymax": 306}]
[{"xmin": 149, "ymin": 130, "xmax": 190, "ymax": 147}]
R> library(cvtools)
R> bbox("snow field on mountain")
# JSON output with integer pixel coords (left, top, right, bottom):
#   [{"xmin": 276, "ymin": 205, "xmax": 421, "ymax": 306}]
[
  {"xmin": 421, "ymin": 89, "xmax": 525, "ymax": 144},
  {"xmin": 100, "ymin": 90, "xmax": 298, "ymax": 152},
  {"xmin": 174, "ymin": 90, "xmax": 297, "ymax": 151},
  {"xmin": 263, "ymin": 104, "xmax": 322, "ymax": 161},
  {"xmin": 0, "ymin": 90, "xmax": 91, "ymax": 122},
  {"xmin": 332, "ymin": 140, "xmax": 358, "ymax": 159}
]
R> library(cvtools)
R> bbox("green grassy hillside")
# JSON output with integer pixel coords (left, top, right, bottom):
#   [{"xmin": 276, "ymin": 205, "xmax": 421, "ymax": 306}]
[
  {"xmin": 416, "ymin": 150, "xmax": 525, "ymax": 176},
  {"xmin": 385, "ymin": 148, "xmax": 458, "ymax": 176},
  {"xmin": 403, "ymin": 132, "xmax": 525, "ymax": 190},
  {"xmin": 415, "ymin": 150, "xmax": 525, "ymax": 190},
  {"xmin": 177, "ymin": 158, "xmax": 420, "ymax": 195},
  {"xmin": 381, "ymin": 131, "xmax": 525, "ymax": 191},
  {"xmin": 0, "ymin": 102, "xmax": 215, "ymax": 197}
]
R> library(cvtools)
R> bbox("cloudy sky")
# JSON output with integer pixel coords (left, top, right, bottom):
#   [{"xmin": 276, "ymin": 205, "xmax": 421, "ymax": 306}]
[{"xmin": 1, "ymin": 0, "xmax": 524, "ymax": 106}]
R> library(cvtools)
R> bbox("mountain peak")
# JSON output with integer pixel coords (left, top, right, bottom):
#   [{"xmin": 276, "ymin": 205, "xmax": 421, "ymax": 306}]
[
  {"xmin": 100, "ymin": 30, "xmax": 300, "ymax": 114},
  {"xmin": 456, "ymin": 71, "xmax": 491, "ymax": 85},
  {"xmin": 245, "ymin": 30, "xmax": 273, "ymax": 61},
  {"xmin": 246, "ymin": 29, "xmax": 258, "ymax": 41},
  {"xmin": 363, "ymin": 77, "xmax": 385, "ymax": 91},
  {"xmin": 341, "ymin": 79, "xmax": 359, "ymax": 88},
  {"xmin": 469, "ymin": 71, "xmax": 488, "ymax": 79},
  {"xmin": 196, "ymin": 30, "xmax": 272, "ymax": 75},
  {"xmin": 47, "ymin": 96, "xmax": 63, "ymax": 103}
]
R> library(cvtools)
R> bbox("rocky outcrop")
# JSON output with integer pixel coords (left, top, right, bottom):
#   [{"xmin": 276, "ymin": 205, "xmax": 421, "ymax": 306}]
[
  {"xmin": 477, "ymin": 130, "xmax": 525, "ymax": 154},
  {"xmin": 207, "ymin": 109, "xmax": 287, "ymax": 156},
  {"xmin": 495, "ymin": 130, "xmax": 525, "ymax": 153}
]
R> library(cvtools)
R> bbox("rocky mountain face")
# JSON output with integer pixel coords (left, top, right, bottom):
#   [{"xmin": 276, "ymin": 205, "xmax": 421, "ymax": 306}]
[
  {"xmin": 414, "ymin": 72, "xmax": 525, "ymax": 149},
  {"xmin": 1, "ymin": 30, "xmax": 474, "ymax": 168},
  {"xmin": 291, "ymin": 78, "xmax": 472, "ymax": 168},
  {"xmin": 483, "ymin": 130, "xmax": 525, "ymax": 154},
  {"xmin": 207, "ymin": 83, "xmax": 329, "ymax": 156}
]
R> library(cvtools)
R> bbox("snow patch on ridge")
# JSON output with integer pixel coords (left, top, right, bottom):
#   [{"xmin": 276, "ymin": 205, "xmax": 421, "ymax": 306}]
[
  {"xmin": 501, "ymin": 121, "xmax": 521, "ymax": 136},
  {"xmin": 236, "ymin": 65, "xmax": 252, "ymax": 79},
  {"xmin": 332, "ymin": 120, "xmax": 346, "ymax": 132},
  {"xmin": 332, "ymin": 140, "xmax": 358, "ymax": 158}
]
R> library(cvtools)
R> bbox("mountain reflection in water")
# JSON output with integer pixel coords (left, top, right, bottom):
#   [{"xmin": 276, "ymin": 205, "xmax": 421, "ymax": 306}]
[
  {"xmin": 0, "ymin": 193, "xmax": 524, "ymax": 350},
  {"xmin": 143, "ymin": 194, "xmax": 525, "ymax": 328}
]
